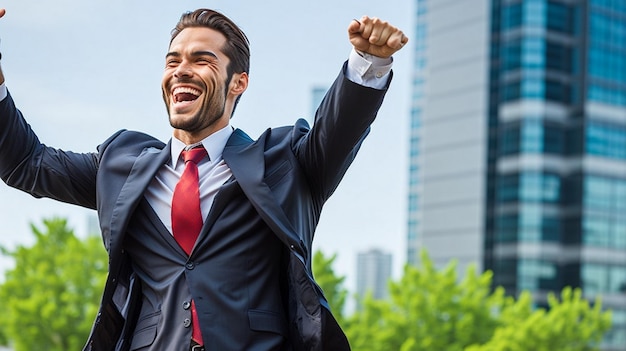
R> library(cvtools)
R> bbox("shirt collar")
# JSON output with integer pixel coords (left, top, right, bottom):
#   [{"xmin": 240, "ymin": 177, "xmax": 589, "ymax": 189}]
[{"xmin": 170, "ymin": 124, "xmax": 234, "ymax": 168}]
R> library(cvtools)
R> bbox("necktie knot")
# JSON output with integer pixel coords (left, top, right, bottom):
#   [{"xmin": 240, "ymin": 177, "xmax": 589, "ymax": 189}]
[{"xmin": 182, "ymin": 147, "xmax": 208, "ymax": 165}]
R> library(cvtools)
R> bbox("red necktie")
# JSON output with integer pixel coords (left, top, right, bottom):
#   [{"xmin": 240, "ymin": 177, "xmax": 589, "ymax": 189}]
[
  {"xmin": 172, "ymin": 147, "xmax": 207, "ymax": 255},
  {"xmin": 171, "ymin": 146, "xmax": 207, "ymax": 345}
]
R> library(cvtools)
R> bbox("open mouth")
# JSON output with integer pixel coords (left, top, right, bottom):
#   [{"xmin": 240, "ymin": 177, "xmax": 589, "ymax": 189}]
[{"xmin": 172, "ymin": 86, "xmax": 201, "ymax": 105}]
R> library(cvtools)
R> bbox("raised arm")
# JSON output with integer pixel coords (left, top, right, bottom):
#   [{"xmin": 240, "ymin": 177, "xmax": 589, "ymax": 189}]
[
  {"xmin": 295, "ymin": 16, "xmax": 409, "ymax": 201},
  {"xmin": 0, "ymin": 8, "xmax": 99, "ymax": 209}
]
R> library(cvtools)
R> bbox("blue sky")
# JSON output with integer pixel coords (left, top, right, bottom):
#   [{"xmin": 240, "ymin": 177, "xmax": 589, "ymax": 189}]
[{"xmin": 0, "ymin": 0, "xmax": 414, "ymax": 295}]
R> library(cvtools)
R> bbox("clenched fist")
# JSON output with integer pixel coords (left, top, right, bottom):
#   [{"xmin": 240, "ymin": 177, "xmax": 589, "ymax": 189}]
[{"xmin": 348, "ymin": 16, "xmax": 408, "ymax": 58}]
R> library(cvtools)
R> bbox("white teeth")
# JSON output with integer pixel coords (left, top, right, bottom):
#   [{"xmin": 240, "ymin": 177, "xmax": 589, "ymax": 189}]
[{"xmin": 172, "ymin": 86, "xmax": 201, "ymax": 96}]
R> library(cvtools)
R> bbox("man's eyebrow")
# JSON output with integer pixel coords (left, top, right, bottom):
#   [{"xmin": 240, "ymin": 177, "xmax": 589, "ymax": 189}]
[
  {"xmin": 192, "ymin": 51, "xmax": 218, "ymax": 59},
  {"xmin": 165, "ymin": 51, "xmax": 218, "ymax": 59}
]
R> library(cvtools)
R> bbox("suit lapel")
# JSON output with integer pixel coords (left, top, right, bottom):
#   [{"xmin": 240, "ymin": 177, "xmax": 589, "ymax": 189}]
[
  {"xmin": 106, "ymin": 130, "xmax": 307, "ymax": 258},
  {"xmin": 222, "ymin": 129, "xmax": 306, "ymax": 257},
  {"xmin": 109, "ymin": 142, "xmax": 171, "ymax": 257}
]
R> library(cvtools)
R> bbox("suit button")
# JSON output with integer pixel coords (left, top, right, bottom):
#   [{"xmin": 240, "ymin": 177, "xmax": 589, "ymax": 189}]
[
  {"xmin": 183, "ymin": 318, "xmax": 192, "ymax": 328},
  {"xmin": 186, "ymin": 262, "xmax": 195, "ymax": 270},
  {"xmin": 183, "ymin": 301, "xmax": 191, "ymax": 310}
]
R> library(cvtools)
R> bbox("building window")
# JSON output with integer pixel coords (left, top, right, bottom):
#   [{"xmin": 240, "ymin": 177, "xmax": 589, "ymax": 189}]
[
  {"xmin": 502, "ymin": 2, "xmax": 522, "ymax": 30},
  {"xmin": 545, "ymin": 79, "xmax": 571, "ymax": 102},
  {"xmin": 582, "ymin": 264, "xmax": 608, "ymax": 295},
  {"xmin": 520, "ymin": 119, "xmax": 543, "ymax": 152},
  {"xmin": 497, "ymin": 172, "xmax": 561, "ymax": 204},
  {"xmin": 546, "ymin": 42, "xmax": 574, "ymax": 73},
  {"xmin": 519, "ymin": 204, "xmax": 561, "ymax": 242},
  {"xmin": 582, "ymin": 175, "xmax": 626, "ymax": 249},
  {"xmin": 582, "ymin": 215, "xmax": 611, "ymax": 247},
  {"xmin": 493, "ymin": 259, "xmax": 517, "ymax": 293},
  {"xmin": 521, "ymin": 173, "xmax": 560, "ymax": 202},
  {"xmin": 587, "ymin": 83, "xmax": 626, "ymax": 106},
  {"xmin": 584, "ymin": 175, "xmax": 626, "ymax": 212},
  {"xmin": 547, "ymin": 1, "xmax": 574, "ymax": 34},
  {"xmin": 584, "ymin": 176, "xmax": 613, "ymax": 210},
  {"xmin": 524, "ymin": 0, "xmax": 546, "ymax": 28},
  {"xmin": 522, "ymin": 37, "xmax": 546, "ymax": 69},
  {"xmin": 501, "ymin": 40, "xmax": 522, "ymax": 72},
  {"xmin": 586, "ymin": 121, "xmax": 626, "ymax": 160},
  {"xmin": 494, "ymin": 209, "xmax": 561, "ymax": 244},
  {"xmin": 518, "ymin": 259, "xmax": 560, "ymax": 291},
  {"xmin": 582, "ymin": 263, "xmax": 626, "ymax": 295},
  {"xmin": 587, "ymin": 4, "xmax": 626, "ymax": 106},
  {"xmin": 496, "ymin": 214, "xmax": 518, "ymax": 242},
  {"xmin": 502, "ymin": 78, "xmax": 571, "ymax": 103},
  {"xmin": 588, "ymin": 46, "xmax": 626, "ymax": 83},
  {"xmin": 591, "ymin": 0, "xmax": 626, "ymax": 14},
  {"xmin": 499, "ymin": 120, "xmax": 565, "ymax": 156},
  {"xmin": 500, "ymin": 123, "xmax": 521, "ymax": 155},
  {"xmin": 583, "ymin": 214, "xmax": 626, "ymax": 249}
]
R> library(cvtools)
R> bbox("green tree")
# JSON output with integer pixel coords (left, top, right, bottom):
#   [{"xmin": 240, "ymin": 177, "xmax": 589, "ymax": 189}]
[
  {"xmin": 347, "ymin": 250, "xmax": 506, "ymax": 350},
  {"xmin": 0, "ymin": 218, "xmax": 107, "ymax": 351},
  {"xmin": 466, "ymin": 288, "xmax": 612, "ymax": 351},
  {"xmin": 312, "ymin": 249, "xmax": 348, "ymax": 325},
  {"xmin": 346, "ymin": 250, "xmax": 612, "ymax": 351},
  {"xmin": 343, "ymin": 292, "xmax": 389, "ymax": 351}
]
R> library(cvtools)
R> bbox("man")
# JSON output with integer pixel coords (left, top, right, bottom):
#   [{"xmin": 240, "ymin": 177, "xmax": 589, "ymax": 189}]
[{"xmin": 0, "ymin": 7, "xmax": 407, "ymax": 351}]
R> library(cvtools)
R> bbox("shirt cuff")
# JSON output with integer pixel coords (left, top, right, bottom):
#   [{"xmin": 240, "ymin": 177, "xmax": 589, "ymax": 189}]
[
  {"xmin": 345, "ymin": 48, "xmax": 393, "ymax": 89},
  {"xmin": 0, "ymin": 83, "xmax": 7, "ymax": 101}
]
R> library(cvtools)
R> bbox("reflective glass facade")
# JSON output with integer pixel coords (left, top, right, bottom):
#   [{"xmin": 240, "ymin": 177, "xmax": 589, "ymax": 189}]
[
  {"xmin": 410, "ymin": 0, "xmax": 626, "ymax": 349},
  {"xmin": 489, "ymin": 0, "xmax": 625, "ymax": 348},
  {"xmin": 587, "ymin": 0, "xmax": 626, "ymax": 106}
]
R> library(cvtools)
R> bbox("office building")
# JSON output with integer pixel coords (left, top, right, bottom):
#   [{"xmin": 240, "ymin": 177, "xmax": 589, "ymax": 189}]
[
  {"xmin": 309, "ymin": 85, "xmax": 328, "ymax": 126},
  {"xmin": 356, "ymin": 249, "xmax": 392, "ymax": 303},
  {"xmin": 408, "ymin": 1, "xmax": 626, "ymax": 348}
]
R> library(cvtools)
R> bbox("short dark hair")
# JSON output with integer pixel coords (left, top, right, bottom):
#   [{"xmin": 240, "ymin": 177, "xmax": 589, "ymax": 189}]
[{"xmin": 171, "ymin": 9, "xmax": 250, "ymax": 78}]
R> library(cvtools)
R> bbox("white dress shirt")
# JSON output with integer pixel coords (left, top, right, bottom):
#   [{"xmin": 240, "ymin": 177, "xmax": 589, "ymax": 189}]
[{"xmin": 144, "ymin": 125, "xmax": 234, "ymax": 234}]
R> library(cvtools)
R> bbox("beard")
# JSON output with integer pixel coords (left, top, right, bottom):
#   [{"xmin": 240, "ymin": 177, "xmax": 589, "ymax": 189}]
[{"xmin": 164, "ymin": 76, "xmax": 229, "ymax": 133}]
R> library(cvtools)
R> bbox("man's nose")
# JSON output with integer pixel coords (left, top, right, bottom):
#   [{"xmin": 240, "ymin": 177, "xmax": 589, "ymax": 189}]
[{"xmin": 174, "ymin": 61, "xmax": 193, "ymax": 78}]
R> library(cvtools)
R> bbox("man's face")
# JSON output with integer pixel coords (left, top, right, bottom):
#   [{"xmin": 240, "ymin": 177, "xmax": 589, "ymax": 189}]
[{"xmin": 162, "ymin": 27, "xmax": 232, "ymax": 139}]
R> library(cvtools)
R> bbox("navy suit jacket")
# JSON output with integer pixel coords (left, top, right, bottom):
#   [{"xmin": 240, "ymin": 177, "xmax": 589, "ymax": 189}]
[{"xmin": 0, "ymin": 64, "xmax": 389, "ymax": 350}]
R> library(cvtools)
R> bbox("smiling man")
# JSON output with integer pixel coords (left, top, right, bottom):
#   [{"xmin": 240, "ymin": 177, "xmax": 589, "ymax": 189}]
[{"xmin": 0, "ymin": 8, "xmax": 407, "ymax": 351}]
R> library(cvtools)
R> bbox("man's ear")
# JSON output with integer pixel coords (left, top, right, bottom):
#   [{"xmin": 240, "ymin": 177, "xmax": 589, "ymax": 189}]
[{"xmin": 230, "ymin": 72, "xmax": 248, "ymax": 96}]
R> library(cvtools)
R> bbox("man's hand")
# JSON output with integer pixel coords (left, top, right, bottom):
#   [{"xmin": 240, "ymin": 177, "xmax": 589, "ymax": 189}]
[
  {"xmin": 0, "ymin": 8, "xmax": 7, "ymax": 84},
  {"xmin": 0, "ymin": 8, "xmax": 5, "ymax": 85},
  {"xmin": 348, "ymin": 16, "xmax": 408, "ymax": 59}
]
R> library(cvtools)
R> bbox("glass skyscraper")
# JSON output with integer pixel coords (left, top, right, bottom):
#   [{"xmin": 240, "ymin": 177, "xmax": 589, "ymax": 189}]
[{"xmin": 408, "ymin": 1, "xmax": 626, "ymax": 348}]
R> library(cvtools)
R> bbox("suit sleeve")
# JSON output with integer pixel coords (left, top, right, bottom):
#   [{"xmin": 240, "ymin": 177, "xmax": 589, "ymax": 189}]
[
  {"xmin": 293, "ymin": 62, "xmax": 391, "ymax": 202},
  {"xmin": 0, "ymin": 92, "xmax": 99, "ymax": 209}
]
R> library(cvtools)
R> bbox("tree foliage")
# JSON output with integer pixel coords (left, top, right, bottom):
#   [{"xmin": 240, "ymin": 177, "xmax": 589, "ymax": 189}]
[
  {"xmin": 345, "ymin": 250, "xmax": 612, "ymax": 351},
  {"xmin": 346, "ymin": 250, "xmax": 506, "ymax": 350},
  {"xmin": 0, "ymin": 218, "xmax": 107, "ymax": 351},
  {"xmin": 466, "ymin": 287, "xmax": 612, "ymax": 351}
]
